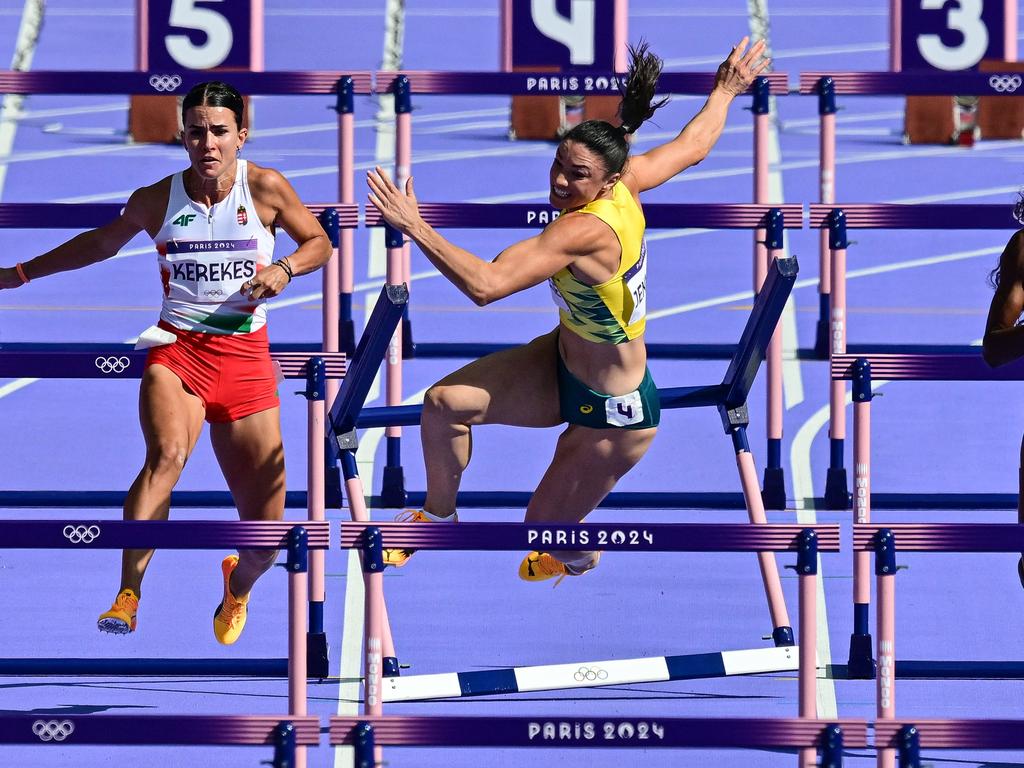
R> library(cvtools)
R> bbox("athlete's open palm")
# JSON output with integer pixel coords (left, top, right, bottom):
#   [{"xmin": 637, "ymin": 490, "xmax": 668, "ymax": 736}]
[
  {"xmin": 367, "ymin": 166, "xmax": 421, "ymax": 235},
  {"xmin": 714, "ymin": 37, "xmax": 770, "ymax": 97}
]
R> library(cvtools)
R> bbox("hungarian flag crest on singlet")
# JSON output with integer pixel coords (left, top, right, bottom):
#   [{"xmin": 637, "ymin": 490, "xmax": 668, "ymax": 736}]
[{"xmin": 236, "ymin": 205, "xmax": 248, "ymax": 226}]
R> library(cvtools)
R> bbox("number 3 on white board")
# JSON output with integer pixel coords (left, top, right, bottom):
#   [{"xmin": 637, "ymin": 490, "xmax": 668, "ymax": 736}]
[
  {"xmin": 165, "ymin": 0, "xmax": 233, "ymax": 69},
  {"xmin": 917, "ymin": 0, "xmax": 988, "ymax": 70}
]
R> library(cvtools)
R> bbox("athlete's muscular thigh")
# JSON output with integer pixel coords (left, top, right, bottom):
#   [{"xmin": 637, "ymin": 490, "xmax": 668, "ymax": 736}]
[{"xmin": 426, "ymin": 328, "xmax": 561, "ymax": 428}]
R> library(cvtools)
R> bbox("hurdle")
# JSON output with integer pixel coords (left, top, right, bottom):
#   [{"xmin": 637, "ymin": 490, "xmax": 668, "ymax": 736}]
[
  {"xmin": 856, "ymin": 524, "xmax": 1024, "ymax": 767},
  {"xmin": 351, "ymin": 257, "xmax": 800, "ymax": 648},
  {"xmin": 0, "ymin": 521, "xmax": 324, "ymax": 685},
  {"xmin": 833, "ymin": 355, "xmax": 1024, "ymax": 679},
  {"xmin": 799, "ymin": 70, "xmax": 1024, "ymax": 359},
  {"xmin": 331, "ymin": 716, "xmax": 865, "ymax": 768},
  {"xmin": 341, "ymin": 521, "xmax": 839, "ymax": 766},
  {"xmin": 807, "ymin": 203, "xmax": 1020, "ymax": 510},
  {"xmin": 0, "ymin": 715, "xmax": 318, "ymax": 767},
  {"xmin": 877, "ymin": 720, "xmax": 1024, "ymax": 768}
]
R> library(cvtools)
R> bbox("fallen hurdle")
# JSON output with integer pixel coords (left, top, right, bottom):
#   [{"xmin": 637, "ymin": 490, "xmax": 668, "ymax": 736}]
[
  {"xmin": 342, "ymin": 521, "xmax": 840, "ymax": 767},
  {"xmin": 808, "ymin": 203, "xmax": 1020, "ymax": 510},
  {"xmin": 364, "ymin": 205, "xmax": 802, "ymax": 511},
  {"xmin": 348, "ymin": 257, "xmax": 801, "ymax": 650}
]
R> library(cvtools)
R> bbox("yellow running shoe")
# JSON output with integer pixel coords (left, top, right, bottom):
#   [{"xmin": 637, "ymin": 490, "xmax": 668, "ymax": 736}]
[
  {"xmin": 383, "ymin": 509, "xmax": 457, "ymax": 568},
  {"xmin": 518, "ymin": 552, "xmax": 582, "ymax": 586},
  {"xmin": 97, "ymin": 588, "xmax": 139, "ymax": 634},
  {"xmin": 213, "ymin": 555, "xmax": 249, "ymax": 645}
]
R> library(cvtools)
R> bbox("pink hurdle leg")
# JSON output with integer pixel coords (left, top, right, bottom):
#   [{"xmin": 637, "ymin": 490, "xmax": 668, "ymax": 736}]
[
  {"xmin": 737, "ymin": 448, "xmax": 792, "ymax": 641},
  {"xmin": 797, "ymin": 533, "xmax": 818, "ymax": 768},
  {"xmin": 287, "ymin": 538, "xmax": 308, "ymax": 768},
  {"xmin": 850, "ymin": 391, "xmax": 875, "ymax": 676},
  {"xmin": 343, "ymin": 461, "xmax": 397, "ymax": 661},
  {"xmin": 818, "ymin": 109, "xmax": 835, "ymax": 353},
  {"xmin": 876, "ymin": 530, "xmax": 897, "ymax": 768},
  {"xmin": 362, "ymin": 529, "xmax": 385, "ymax": 766}
]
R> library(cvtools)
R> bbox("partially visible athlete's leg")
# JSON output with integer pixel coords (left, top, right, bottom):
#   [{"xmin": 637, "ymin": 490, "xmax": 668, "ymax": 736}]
[
  {"xmin": 210, "ymin": 406, "xmax": 286, "ymax": 598},
  {"xmin": 120, "ymin": 364, "xmax": 206, "ymax": 594},
  {"xmin": 421, "ymin": 329, "xmax": 562, "ymax": 517},
  {"xmin": 525, "ymin": 423, "xmax": 657, "ymax": 572}
]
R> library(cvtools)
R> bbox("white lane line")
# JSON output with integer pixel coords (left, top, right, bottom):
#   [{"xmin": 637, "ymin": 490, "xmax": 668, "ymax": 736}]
[{"xmin": 750, "ymin": 0, "xmax": 832, "ymax": 718}]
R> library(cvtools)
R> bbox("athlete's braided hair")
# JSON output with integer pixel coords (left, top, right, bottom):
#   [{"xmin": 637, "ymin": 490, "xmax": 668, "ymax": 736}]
[{"xmin": 560, "ymin": 41, "xmax": 669, "ymax": 177}]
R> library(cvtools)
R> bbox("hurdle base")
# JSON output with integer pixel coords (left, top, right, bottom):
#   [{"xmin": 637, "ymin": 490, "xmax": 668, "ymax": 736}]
[
  {"xmin": 380, "ymin": 466, "xmax": 408, "ymax": 508},
  {"xmin": 307, "ymin": 632, "xmax": 330, "ymax": 679},
  {"xmin": 772, "ymin": 626, "xmax": 795, "ymax": 648},
  {"xmin": 824, "ymin": 468, "xmax": 850, "ymax": 510},
  {"xmin": 846, "ymin": 633, "xmax": 876, "ymax": 679},
  {"xmin": 761, "ymin": 467, "xmax": 786, "ymax": 510}
]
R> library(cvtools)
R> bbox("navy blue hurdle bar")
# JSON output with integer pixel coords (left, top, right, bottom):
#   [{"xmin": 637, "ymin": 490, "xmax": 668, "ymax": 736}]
[
  {"xmin": 342, "ymin": 521, "xmax": 839, "ymax": 767},
  {"xmin": 0, "ymin": 715, "xmax": 319, "ymax": 768},
  {"xmin": 332, "ymin": 716, "xmax": 865, "ymax": 768},
  {"xmin": 0, "ymin": 520, "xmax": 327, "ymax": 682}
]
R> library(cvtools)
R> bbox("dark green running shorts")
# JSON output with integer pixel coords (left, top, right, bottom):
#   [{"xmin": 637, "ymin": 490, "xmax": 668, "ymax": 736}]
[{"xmin": 557, "ymin": 354, "xmax": 660, "ymax": 430}]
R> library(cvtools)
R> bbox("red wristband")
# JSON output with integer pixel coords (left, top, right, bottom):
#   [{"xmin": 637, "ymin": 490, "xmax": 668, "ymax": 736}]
[{"xmin": 15, "ymin": 262, "xmax": 29, "ymax": 284}]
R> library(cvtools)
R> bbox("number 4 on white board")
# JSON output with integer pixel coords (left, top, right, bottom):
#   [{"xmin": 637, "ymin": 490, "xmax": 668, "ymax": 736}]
[
  {"xmin": 166, "ymin": 0, "xmax": 234, "ymax": 70},
  {"xmin": 531, "ymin": 0, "xmax": 596, "ymax": 66},
  {"xmin": 917, "ymin": 0, "xmax": 989, "ymax": 71}
]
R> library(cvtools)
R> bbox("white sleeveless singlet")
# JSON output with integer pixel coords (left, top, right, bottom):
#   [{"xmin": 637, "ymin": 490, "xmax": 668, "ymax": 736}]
[{"xmin": 155, "ymin": 159, "xmax": 276, "ymax": 335}]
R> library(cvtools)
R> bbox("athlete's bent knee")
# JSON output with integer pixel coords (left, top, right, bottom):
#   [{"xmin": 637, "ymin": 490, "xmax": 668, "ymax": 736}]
[{"xmin": 145, "ymin": 442, "xmax": 189, "ymax": 478}]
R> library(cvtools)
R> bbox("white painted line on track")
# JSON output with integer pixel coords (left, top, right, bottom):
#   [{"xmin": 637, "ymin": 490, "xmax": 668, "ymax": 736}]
[{"xmin": 750, "ymin": 0, "xmax": 833, "ymax": 719}]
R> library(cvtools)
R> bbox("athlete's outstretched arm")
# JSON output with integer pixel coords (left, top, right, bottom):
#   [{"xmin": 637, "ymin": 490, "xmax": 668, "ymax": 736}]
[
  {"xmin": 0, "ymin": 186, "xmax": 156, "ymax": 289},
  {"xmin": 983, "ymin": 231, "xmax": 1024, "ymax": 366},
  {"xmin": 367, "ymin": 167, "xmax": 601, "ymax": 305},
  {"xmin": 623, "ymin": 37, "xmax": 770, "ymax": 195}
]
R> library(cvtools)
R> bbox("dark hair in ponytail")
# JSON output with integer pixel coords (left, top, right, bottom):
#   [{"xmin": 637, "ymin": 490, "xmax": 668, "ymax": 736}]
[
  {"xmin": 560, "ymin": 41, "xmax": 669, "ymax": 177},
  {"xmin": 989, "ymin": 188, "xmax": 1024, "ymax": 288},
  {"xmin": 181, "ymin": 81, "xmax": 245, "ymax": 129}
]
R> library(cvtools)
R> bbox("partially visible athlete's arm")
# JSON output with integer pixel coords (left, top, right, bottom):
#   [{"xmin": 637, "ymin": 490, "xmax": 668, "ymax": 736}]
[
  {"xmin": 622, "ymin": 38, "xmax": 769, "ymax": 195},
  {"xmin": 368, "ymin": 167, "xmax": 607, "ymax": 305},
  {"xmin": 0, "ymin": 183, "xmax": 159, "ymax": 289},
  {"xmin": 250, "ymin": 164, "xmax": 332, "ymax": 276},
  {"xmin": 983, "ymin": 230, "xmax": 1024, "ymax": 367}
]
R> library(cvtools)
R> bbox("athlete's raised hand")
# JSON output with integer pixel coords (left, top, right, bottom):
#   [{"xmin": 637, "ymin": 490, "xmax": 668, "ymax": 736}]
[
  {"xmin": 367, "ymin": 166, "xmax": 421, "ymax": 235},
  {"xmin": 714, "ymin": 37, "xmax": 770, "ymax": 97}
]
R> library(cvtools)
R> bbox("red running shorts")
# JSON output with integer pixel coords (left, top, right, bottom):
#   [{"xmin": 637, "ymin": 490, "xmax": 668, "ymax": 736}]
[{"xmin": 145, "ymin": 321, "xmax": 280, "ymax": 423}]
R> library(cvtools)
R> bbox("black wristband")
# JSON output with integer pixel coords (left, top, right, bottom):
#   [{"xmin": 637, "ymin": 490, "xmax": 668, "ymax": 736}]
[{"xmin": 273, "ymin": 258, "xmax": 294, "ymax": 282}]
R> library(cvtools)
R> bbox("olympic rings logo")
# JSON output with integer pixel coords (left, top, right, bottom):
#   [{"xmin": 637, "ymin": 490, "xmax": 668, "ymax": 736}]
[
  {"xmin": 63, "ymin": 525, "xmax": 100, "ymax": 544},
  {"xmin": 573, "ymin": 665, "xmax": 609, "ymax": 682},
  {"xmin": 94, "ymin": 356, "xmax": 130, "ymax": 374},
  {"xmin": 203, "ymin": 289, "xmax": 225, "ymax": 298},
  {"xmin": 989, "ymin": 75, "xmax": 1022, "ymax": 93},
  {"xmin": 149, "ymin": 74, "xmax": 183, "ymax": 92},
  {"xmin": 32, "ymin": 720, "xmax": 74, "ymax": 742}
]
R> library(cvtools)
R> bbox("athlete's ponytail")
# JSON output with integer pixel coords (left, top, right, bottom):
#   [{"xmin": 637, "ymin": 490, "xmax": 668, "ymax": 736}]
[{"xmin": 560, "ymin": 41, "xmax": 668, "ymax": 177}]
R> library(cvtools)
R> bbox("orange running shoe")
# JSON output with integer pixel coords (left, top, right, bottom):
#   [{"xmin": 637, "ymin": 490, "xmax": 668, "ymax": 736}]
[
  {"xmin": 97, "ymin": 588, "xmax": 139, "ymax": 634},
  {"xmin": 518, "ymin": 552, "xmax": 587, "ymax": 587},
  {"xmin": 383, "ymin": 509, "xmax": 457, "ymax": 567},
  {"xmin": 213, "ymin": 555, "xmax": 249, "ymax": 645}
]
